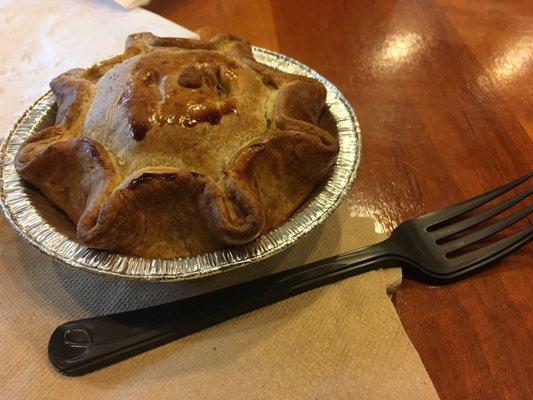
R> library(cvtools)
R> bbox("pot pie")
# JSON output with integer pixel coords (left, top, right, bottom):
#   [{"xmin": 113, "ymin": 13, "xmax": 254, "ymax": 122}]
[{"xmin": 15, "ymin": 33, "xmax": 339, "ymax": 258}]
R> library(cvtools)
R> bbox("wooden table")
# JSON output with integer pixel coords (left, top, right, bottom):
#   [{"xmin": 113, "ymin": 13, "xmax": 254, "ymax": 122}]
[{"xmin": 146, "ymin": 1, "xmax": 532, "ymax": 398}]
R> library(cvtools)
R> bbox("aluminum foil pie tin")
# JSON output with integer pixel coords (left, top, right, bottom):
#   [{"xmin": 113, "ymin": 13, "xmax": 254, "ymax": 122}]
[{"xmin": 0, "ymin": 47, "xmax": 361, "ymax": 281}]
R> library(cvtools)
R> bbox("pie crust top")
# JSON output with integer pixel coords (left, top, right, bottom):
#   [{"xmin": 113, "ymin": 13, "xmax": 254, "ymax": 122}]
[{"xmin": 15, "ymin": 33, "xmax": 339, "ymax": 258}]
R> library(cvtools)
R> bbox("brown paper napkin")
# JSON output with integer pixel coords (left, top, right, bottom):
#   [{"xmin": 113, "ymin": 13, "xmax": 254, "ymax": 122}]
[{"xmin": 0, "ymin": 202, "xmax": 439, "ymax": 399}]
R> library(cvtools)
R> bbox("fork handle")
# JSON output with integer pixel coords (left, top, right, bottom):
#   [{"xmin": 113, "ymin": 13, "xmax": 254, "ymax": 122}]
[{"xmin": 49, "ymin": 239, "xmax": 403, "ymax": 376}]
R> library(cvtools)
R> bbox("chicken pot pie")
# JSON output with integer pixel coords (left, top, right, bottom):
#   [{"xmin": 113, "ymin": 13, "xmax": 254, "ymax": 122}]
[{"xmin": 15, "ymin": 33, "xmax": 339, "ymax": 258}]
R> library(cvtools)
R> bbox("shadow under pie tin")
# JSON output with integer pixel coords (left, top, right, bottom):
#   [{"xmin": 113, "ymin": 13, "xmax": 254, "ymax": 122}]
[{"xmin": 0, "ymin": 47, "xmax": 361, "ymax": 281}]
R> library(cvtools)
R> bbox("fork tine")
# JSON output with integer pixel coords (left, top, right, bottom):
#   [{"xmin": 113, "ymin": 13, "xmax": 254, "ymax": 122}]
[
  {"xmin": 432, "ymin": 188, "xmax": 532, "ymax": 240},
  {"xmin": 423, "ymin": 172, "xmax": 532, "ymax": 227},
  {"xmin": 441, "ymin": 205, "xmax": 532, "ymax": 254},
  {"xmin": 450, "ymin": 225, "xmax": 532, "ymax": 269}
]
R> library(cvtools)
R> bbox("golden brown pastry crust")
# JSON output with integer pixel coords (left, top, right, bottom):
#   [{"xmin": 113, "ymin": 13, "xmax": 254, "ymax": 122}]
[{"xmin": 15, "ymin": 33, "xmax": 339, "ymax": 258}]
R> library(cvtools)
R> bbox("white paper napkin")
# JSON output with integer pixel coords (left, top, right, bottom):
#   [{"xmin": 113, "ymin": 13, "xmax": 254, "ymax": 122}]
[{"xmin": 114, "ymin": 0, "xmax": 151, "ymax": 10}]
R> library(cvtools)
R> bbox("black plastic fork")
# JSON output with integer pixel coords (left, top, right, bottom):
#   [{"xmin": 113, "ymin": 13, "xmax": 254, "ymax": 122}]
[{"xmin": 49, "ymin": 173, "xmax": 532, "ymax": 376}]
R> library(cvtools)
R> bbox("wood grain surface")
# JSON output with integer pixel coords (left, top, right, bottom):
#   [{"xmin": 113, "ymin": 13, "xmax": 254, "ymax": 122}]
[{"xmin": 145, "ymin": 1, "xmax": 532, "ymax": 398}]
